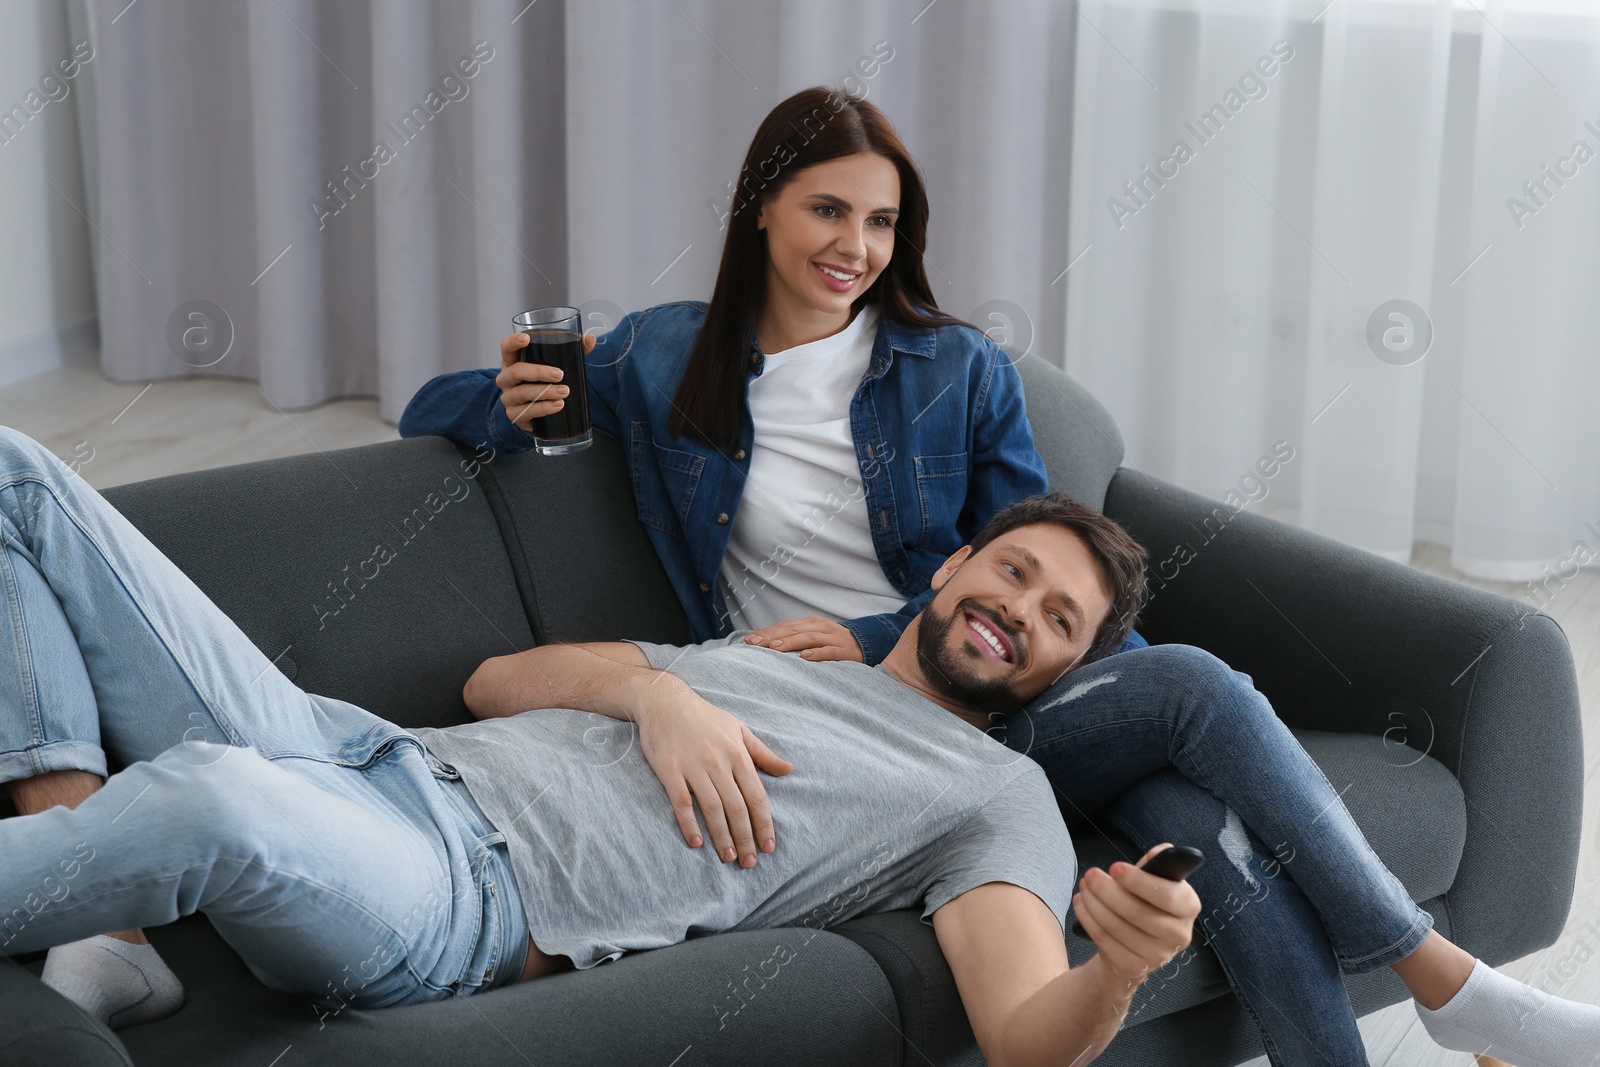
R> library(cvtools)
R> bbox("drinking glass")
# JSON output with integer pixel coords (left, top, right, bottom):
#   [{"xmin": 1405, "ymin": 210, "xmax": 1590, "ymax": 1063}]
[{"xmin": 513, "ymin": 307, "xmax": 592, "ymax": 456}]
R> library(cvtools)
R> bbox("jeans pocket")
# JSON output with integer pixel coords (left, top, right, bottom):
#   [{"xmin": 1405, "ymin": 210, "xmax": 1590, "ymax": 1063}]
[
  {"xmin": 426, "ymin": 751, "xmax": 462, "ymax": 781},
  {"xmin": 444, "ymin": 842, "xmax": 505, "ymax": 996},
  {"xmin": 255, "ymin": 718, "xmax": 422, "ymax": 768}
]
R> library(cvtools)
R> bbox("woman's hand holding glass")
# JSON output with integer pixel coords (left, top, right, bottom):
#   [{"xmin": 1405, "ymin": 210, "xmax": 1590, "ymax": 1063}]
[{"xmin": 496, "ymin": 330, "xmax": 595, "ymax": 431}]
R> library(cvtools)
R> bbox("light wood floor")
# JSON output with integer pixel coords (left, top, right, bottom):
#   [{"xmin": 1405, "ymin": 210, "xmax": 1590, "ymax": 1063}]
[
  {"xmin": 0, "ymin": 362, "xmax": 1594, "ymax": 1066},
  {"xmin": 0, "ymin": 362, "xmax": 399, "ymax": 490}
]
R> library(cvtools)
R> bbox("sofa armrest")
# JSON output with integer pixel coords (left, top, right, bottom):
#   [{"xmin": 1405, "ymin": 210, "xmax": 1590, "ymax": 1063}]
[
  {"xmin": 1102, "ymin": 466, "xmax": 1584, "ymax": 965},
  {"xmin": 0, "ymin": 959, "xmax": 132, "ymax": 1066}
]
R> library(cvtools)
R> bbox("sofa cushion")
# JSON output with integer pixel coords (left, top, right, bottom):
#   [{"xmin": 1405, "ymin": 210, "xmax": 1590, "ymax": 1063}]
[
  {"xmin": 101, "ymin": 437, "xmax": 531, "ymax": 732},
  {"xmin": 92, "ymin": 913, "xmax": 901, "ymax": 1066},
  {"xmin": 471, "ymin": 433, "xmax": 691, "ymax": 646},
  {"xmin": 0, "ymin": 958, "xmax": 130, "ymax": 1067},
  {"xmin": 1291, "ymin": 729, "xmax": 1467, "ymax": 902},
  {"xmin": 828, "ymin": 910, "xmax": 985, "ymax": 1067}
]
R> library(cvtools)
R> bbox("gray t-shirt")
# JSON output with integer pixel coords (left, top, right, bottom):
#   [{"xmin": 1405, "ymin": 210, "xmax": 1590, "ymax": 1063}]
[{"xmin": 410, "ymin": 633, "xmax": 1075, "ymax": 969}]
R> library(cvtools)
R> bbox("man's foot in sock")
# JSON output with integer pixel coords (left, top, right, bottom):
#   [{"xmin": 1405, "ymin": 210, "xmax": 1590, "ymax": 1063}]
[
  {"xmin": 1416, "ymin": 957, "xmax": 1600, "ymax": 1067},
  {"xmin": 41, "ymin": 934, "xmax": 185, "ymax": 1029}
]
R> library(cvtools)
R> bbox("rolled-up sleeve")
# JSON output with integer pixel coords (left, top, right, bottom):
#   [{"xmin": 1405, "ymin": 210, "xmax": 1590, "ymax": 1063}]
[{"xmin": 399, "ymin": 367, "xmax": 539, "ymax": 454}]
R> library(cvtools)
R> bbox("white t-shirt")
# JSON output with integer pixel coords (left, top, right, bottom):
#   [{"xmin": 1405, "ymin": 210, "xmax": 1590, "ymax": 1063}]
[{"xmin": 718, "ymin": 304, "xmax": 907, "ymax": 630}]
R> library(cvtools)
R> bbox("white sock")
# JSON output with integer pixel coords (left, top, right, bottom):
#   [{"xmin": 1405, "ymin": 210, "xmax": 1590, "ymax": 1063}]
[
  {"xmin": 40, "ymin": 934, "xmax": 185, "ymax": 1029},
  {"xmin": 1416, "ymin": 957, "xmax": 1600, "ymax": 1067}
]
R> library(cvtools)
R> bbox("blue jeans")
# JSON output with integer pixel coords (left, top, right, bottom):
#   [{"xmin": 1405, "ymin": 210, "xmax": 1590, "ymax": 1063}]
[
  {"xmin": 0, "ymin": 426, "xmax": 528, "ymax": 1011},
  {"xmin": 1010, "ymin": 645, "xmax": 1435, "ymax": 1067}
]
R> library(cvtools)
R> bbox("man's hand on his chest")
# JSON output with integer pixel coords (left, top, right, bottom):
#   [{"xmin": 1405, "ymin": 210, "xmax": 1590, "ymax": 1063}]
[{"xmin": 633, "ymin": 674, "xmax": 795, "ymax": 870}]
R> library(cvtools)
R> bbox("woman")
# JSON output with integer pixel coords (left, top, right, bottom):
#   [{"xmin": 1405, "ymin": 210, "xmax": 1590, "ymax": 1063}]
[
  {"xmin": 400, "ymin": 86, "xmax": 1094, "ymax": 668},
  {"xmin": 399, "ymin": 87, "xmax": 1593, "ymax": 1065}
]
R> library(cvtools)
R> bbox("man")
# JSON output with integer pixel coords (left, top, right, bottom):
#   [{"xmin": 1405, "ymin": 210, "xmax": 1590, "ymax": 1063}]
[
  {"xmin": 4, "ymin": 425, "xmax": 1596, "ymax": 1067},
  {"xmin": 0, "ymin": 424, "xmax": 1195, "ymax": 1065}
]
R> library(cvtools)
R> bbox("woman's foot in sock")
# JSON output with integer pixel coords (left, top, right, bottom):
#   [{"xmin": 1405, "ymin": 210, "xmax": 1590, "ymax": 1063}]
[
  {"xmin": 40, "ymin": 933, "xmax": 185, "ymax": 1029},
  {"xmin": 1416, "ymin": 957, "xmax": 1600, "ymax": 1067}
]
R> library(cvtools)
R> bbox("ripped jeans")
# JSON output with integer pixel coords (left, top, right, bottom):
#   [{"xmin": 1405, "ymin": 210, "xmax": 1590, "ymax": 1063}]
[{"xmin": 1004, "ymin": 644, "xmax": 1432, "ymax": 1067}]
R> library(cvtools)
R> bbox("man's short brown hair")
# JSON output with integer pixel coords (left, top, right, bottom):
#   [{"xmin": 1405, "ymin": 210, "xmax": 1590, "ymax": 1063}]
[{"xmin": 967, "ymin": 492, "xmax": 1148, "ymax": 665}]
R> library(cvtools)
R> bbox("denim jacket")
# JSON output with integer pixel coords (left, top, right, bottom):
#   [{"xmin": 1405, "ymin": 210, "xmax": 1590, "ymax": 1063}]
[{"xmin": 399, "ymin": 300, "xmax": 1143, "ymax": 665}]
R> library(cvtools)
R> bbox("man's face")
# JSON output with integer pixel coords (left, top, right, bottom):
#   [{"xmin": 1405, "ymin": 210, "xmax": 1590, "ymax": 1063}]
[{"xmin": 915, "ymin": 524, "xmax": 1114, "ymax": 708}]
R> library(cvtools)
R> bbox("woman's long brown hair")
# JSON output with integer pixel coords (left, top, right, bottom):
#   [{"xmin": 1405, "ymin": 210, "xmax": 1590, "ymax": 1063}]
[{"xmin": 669, "ymin": 86, "xmax": 975, "ymax": 451}]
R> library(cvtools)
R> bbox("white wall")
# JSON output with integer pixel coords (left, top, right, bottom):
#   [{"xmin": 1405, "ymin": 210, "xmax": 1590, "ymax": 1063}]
[{"xmin": 0, "ymin": 0, "xmax": 96, "ymax": 390}]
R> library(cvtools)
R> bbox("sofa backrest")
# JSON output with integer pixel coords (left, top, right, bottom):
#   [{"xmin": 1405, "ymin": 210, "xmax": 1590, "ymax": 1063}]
[
  {"xmin": 1011, "ymin": 350, "xmax": 1125, "ymax": 512},
  {"xmin": 468, "ymin": 433, "xmax": 692, "ymax": 648},
  {"xmin": 100, "ymin": 360, "xmax": 1125, "ymax": 731},
  {"xmin": 101, "ymin": 436, "xmax": 534, "ymax": 731}
]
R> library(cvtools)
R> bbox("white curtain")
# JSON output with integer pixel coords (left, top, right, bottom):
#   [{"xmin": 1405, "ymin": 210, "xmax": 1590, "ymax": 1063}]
[
  {"xmin": 68, "ymin": 0, "xmax": 566, "ymax": 421},
  {"xmin": 1065, "ymin": 0, "xmax": 1600, "ymax": 582}
]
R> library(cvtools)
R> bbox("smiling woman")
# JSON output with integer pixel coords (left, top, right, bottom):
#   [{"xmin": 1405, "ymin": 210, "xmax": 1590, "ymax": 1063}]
[{"xmin": 400, "ymin": 84, "xmax": 1059, "ymax": 668}]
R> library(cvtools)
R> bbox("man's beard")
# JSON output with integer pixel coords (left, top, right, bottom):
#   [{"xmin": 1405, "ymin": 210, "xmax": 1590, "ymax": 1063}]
[{"xmin": 915, "ymin": 596, "xmax": 1027, "ymax": 708}]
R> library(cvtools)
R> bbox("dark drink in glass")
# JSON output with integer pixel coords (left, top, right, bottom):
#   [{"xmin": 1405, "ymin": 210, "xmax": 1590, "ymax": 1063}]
[{"xmin": 513, "ymin": 307, "xmax": 592, "ymax": 455}]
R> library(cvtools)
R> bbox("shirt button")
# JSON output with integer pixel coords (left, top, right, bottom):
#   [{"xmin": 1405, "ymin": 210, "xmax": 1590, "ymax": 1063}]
[
  {"xmin": 734, "ymin": 449, "xmax": 746, "ymax": 461},
  {"xmin": 750, "ymin": 352, "xmax": 760, "ymax": 365},
  {"xmin": 717, "ymin": 512, "xmax": 729, "ymax": 524},
  {"xmin": 699, "ymin": 581, "xmax": 710, "ymax": 592}
]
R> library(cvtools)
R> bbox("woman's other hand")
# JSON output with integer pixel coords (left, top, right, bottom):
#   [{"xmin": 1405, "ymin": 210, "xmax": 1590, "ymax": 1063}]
[
  {"xmin": 744, "ymin": 616, "xmax": 864, "ymax": 662},
  {"xmin": 496, "ymin": 331, "xmax": 595, "ymax": 431}
]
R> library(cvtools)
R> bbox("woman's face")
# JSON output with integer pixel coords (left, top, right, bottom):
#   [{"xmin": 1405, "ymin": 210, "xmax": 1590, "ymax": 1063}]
[{"xmin": 755, "ymin": 153, "xmax": 900, "ymax": 314}]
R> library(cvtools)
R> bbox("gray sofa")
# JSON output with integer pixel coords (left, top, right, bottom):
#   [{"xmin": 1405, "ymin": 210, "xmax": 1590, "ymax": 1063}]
[{"xmin": 0, "ymin": 356, "xmax": 1583, "ymax": 1066}]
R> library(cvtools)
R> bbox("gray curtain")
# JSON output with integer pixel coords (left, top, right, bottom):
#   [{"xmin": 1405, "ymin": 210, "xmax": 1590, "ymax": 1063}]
[
  {"xmin": 67, "ymin": 0, "xmax": 1077, "ymax": 422},
  {"xmin": 70, "ymin": 0, "xmax": 566, "ymax": 421}
]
